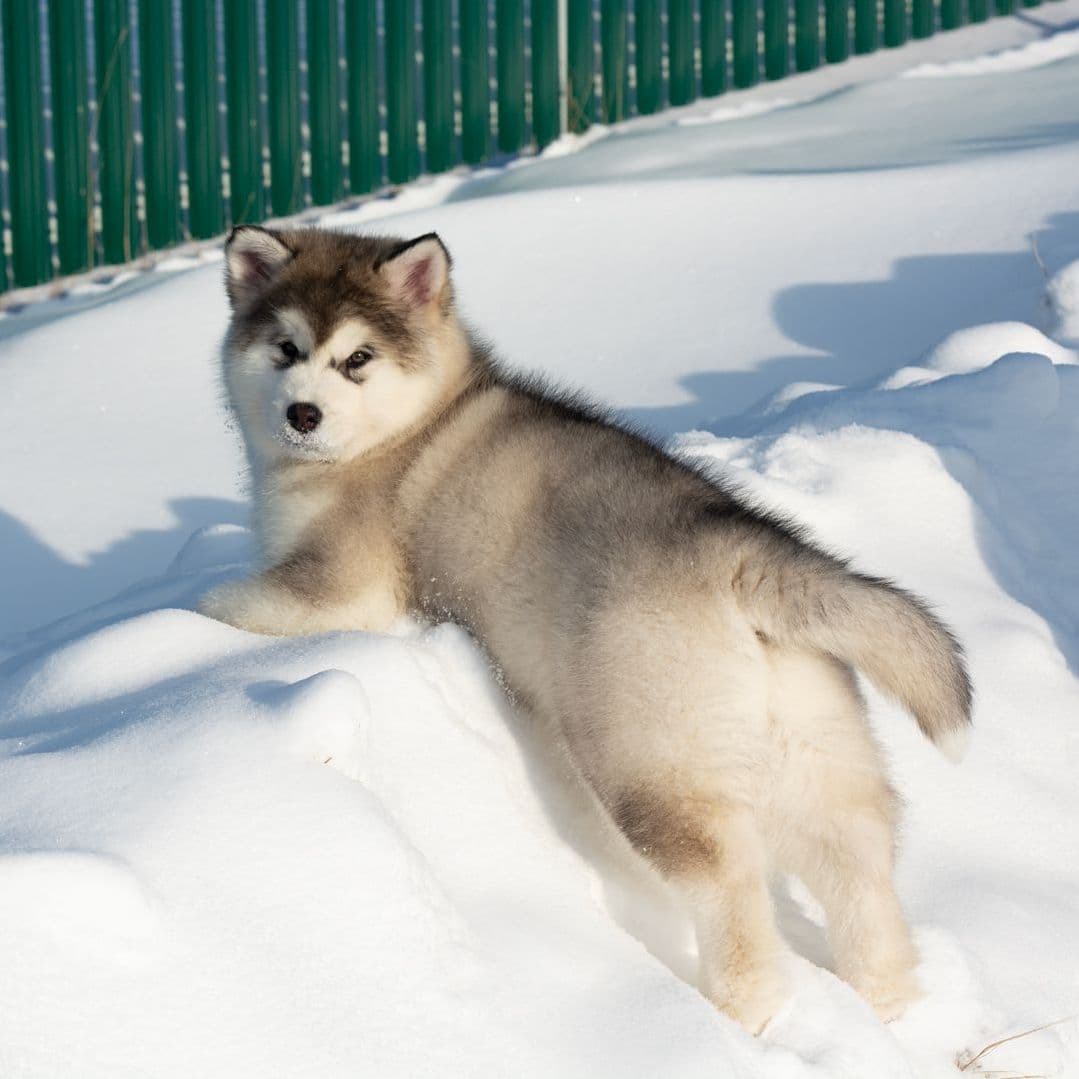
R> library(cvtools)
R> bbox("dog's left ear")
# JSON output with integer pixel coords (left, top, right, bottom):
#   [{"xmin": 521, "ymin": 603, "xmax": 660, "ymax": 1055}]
[
  {"xmin": 379, "ymin": 233, "xmax": 452, "ymax": 311},
  {"xmin": 224, "ymin": 226, "xmax": 293, "ymax": 308}
]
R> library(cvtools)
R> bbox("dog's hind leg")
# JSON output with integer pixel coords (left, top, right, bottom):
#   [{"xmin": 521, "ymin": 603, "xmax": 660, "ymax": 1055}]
[
  {"xmin": 768, "ymin": 649, "xmax": 920, "ymax": 1021},
  {"xmin": 609, "ymin": 785, "xmax": 788, "ymax": 1033},
  {"xmin": 788, "ymin": 789, "xmax": 919, "ymax": 1020},
  {"xmin": 567, "ymin": 588, "xmax": 788, "ymax": 1031}
]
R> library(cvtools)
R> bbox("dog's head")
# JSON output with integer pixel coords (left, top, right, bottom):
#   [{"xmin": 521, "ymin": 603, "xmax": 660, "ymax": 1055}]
[{"xmin": 221, "ymin": 226, "xmax": 468, "ymax": 467}]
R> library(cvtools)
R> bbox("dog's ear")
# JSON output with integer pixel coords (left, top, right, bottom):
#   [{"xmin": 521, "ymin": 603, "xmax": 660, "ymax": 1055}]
[
  {"xmin": 378, "ymin": 233, "xmax": 452, "ymax": 312},
  {"xmin": 224, "ymin": 226, "xmax": 293, "ymax": 307}
]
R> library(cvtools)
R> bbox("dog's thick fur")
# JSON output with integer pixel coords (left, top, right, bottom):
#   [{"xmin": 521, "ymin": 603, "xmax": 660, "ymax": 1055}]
[{"xmin": 201, "ymin": 226, "xmax": 972, "ymax": 1033}]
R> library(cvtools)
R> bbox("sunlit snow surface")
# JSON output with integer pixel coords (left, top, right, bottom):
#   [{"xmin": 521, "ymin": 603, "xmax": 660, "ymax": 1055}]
[{"xmin": 2, "ymin": 11, "xmax": 1079, "ymax": 1077}]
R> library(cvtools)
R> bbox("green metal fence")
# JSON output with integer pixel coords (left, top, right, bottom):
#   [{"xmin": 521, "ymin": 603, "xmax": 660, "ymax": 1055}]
[{"xmin": 0, "ymin": 0, "xmax": 1052, "ymax": 293}]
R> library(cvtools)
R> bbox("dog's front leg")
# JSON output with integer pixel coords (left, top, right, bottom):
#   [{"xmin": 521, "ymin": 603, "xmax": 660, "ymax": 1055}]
[{"xmin": 197, "ymin": 559, "xmax": 404, "ymax": 637}]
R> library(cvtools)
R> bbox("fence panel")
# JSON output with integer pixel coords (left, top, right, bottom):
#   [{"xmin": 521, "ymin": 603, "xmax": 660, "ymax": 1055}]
[
  {"xmin": 885, "ymin": 0, "xmax": 908, "ymax": 44},
  {"xmin": 49, "ymin": 0, "xmax": 92, "ymax": 275},
  {"xmin": 94, "ymin": 0, "xmax": 137, "ymax": 266},
  {"xmin": 385, "ymin": 0, "xmax": 418, "ymax": 182},
  {"xmin": 825, "ymin": 0, "xmax": 851, "ymax": 61},
  {"xmin": 668, "ymin": 0, "xmax": 695, "ymax": 105},
  {"xmin": 532, "ymin": 0, "xmax": 561, "ymax": 148},
  {"xmin": 497, "ymin": 0, "xmax": 526, "ymax": 152},
  {"xmin": 460, "ymin": 0, "xmax": 491, "ymax": 160},
  {"xmin": 765, "ymin": 0, "xmax": 790, "ymax": 78},
  {"xmin": 183, "ymin": 0, "xmax": 224, "ymax": 239},
  {"xmin": 601, "ymin": 0, "xmax": 627, "ymax": 123},
  {"xmin": 796, "ymin": 0, "xmax": 821, "ymax": 68},
  {"xmin": 423, "ymin": 0, "xmax": 455, "ymax": 172},
  {"xmin": 266, "ymin": 0, "xmax": 301, "ymax": 216},
  {"xmin": 0, "ymin": 0, "xmax": 1048, "ymax": 294},
  {"xmin": 700, "ymin": 0, "xmax": 726, "ymax": 96},
  {"xmin": 225, "ymin": 0, "xmax": 263, "ymax": 224},
  {"xmin": 346, "ymin": 0, "xmax": 382, "ymax": 191},
  {"xmin": 3, "ymin": 0, "xmax": 49, "ymax": 285},
  {"xmin": 733, "ymin": 0, "xmax": 759, "ymax": 87},
  {"xmin": 567, "ymin": 0, "xmax": 594, "ymax": 132},
  {"xmin": 308, "ymin": 0, "xmax": 344, "ymax": 204},
  {"xmin": 139, "ymin": 0, "xmax": 181, "ymax": 249}
]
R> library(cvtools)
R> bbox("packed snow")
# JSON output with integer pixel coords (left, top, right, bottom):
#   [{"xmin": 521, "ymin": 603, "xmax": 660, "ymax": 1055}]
[
  {"xmin": 2, "ymin": 9, "xmax": 1079, "ymax": 1077},
  {"xmin": 902, "ymin": 26, "xmax": 1079, "ymax": 78}
]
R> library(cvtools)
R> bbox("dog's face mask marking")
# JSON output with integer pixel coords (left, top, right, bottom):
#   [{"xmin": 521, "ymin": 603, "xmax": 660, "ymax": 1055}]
[{"xmin": 222, "ymin": 227, "xmax": 457, "ymax": 467}]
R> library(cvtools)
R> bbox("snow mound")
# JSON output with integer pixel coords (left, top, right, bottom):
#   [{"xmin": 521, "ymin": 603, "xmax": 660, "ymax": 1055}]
[
  {"xmin": 1048, "ymin": 257, "xmax": 1079, "ymax": 346},
  {"xmin": 902, "ymin": 27, "xmax": 1079, "ymax": 77},
  {"xmin": 3, "ymin": 340, "xmax": 1079, "ymax": 1076},
  {"xmin": 918, "ymin": 321, "xmax": 1077, "ymax": 377},
  {"xmin": 678, "ymin": 98, "xmax": 798, "ymax": 127}
]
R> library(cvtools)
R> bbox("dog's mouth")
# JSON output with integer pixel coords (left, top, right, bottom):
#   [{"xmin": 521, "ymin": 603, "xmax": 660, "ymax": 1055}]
[{"xmin": 276, "ymin": 423, "xmax": 336, "ymax": 462}]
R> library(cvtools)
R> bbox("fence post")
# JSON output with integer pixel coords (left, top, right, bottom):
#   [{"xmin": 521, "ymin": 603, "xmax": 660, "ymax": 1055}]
[
  {"xmin": 940, "ymin": 0, "xmax": 962, "ymax": 28},
  {"xmin": 307, "ymin": 0, "xmax": 343, "ymax": 204},
  {"xmin": 912, "ymin": 0, "xmax": 934, "ymax": 34},
  {"xmin": 668, "ymin": 0, "xmax": 695, "ymax": 105},
  {"xmin": 385, "ymin": 0, "xmax": 418, "ymax": 182},
  {"xmin": 94, "ymin": 0, "xmax": 137, "ymax": 264},
  {"xmin": 49, "ymin": 0, "xmax": 92, "ymax": 275},
  {"xmin": 600, "ymin": 0, "xmax": 627, "ymax": 122},
  {"xmin": 139, "ymin": 0, "xmax": 181, "ymax": 249},
  {"xmin": 732, "ymin": 0, "xmax": 758, "ymax": 87},
  {"xmin": 4, "ymin": 0, "xmax": 51, "ymax": 285},
  {"xmin": 182, "ymin": 0, "xmax": 223, "ymax": 238},
  {"xmin": 764, "ymin": 0, "xmax": 789, "ymax": 78},
  {"xmin": 567, "ymin": 0, "xmax": 593, "ymax": 131},
  {"xmin": 460, "ymin": 0, "xmax": 490, "ymax": 162},
  {"xmin": 345, "ymin": 0, "xmax": 382, "ymax": 192},
  {"xmin": 532, "ymin": 0, "xmax": 561, "ymax": 148},
  {"xmin": 267, "ymin": 0, "xmax": 302, "ymax": 215},
  {"xmin": 701, "ymin": 0, "xmax": 727, "ymax": 96},
  {"xmin": 795, "ymin": 0, "xmax": 820, "ymax": 68},
  {"xmin": 635, "ymin": 0, "xmax": 662, "ymax": 112},
  {"xmin": 825, "ymin": 0, "xmax": 849, "ymax": 61},
  {"xmin": 497, "ymin": 0, "xmax": 526, "ymax": 152},
  {"xmin": 855, "ymin": 0, "xmax": 877, "ymax": 53},
  {"xmin": 423, "ymin": 0, "xmax": 455, "ymax": 171},
  {"xmin": 225, "ymin": 0, "xmax": 264, "ymax": 224},
  {"xmin": 884, "ymin": 0, "xmax": 907, "ymax": 44}
]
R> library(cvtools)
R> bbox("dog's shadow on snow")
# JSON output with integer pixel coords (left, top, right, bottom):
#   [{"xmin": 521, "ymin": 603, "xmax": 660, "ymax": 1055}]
[
  {"xmin": 628, "ymin": 212, "xmax": 1079, "ymax": 438},
  {"xmin": 0, "ymin": 496, "xmax": 247, "ymax": 646}
]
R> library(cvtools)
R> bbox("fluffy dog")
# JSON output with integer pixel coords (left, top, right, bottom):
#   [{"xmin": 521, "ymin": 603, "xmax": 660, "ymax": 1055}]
[{"xmin": 200, "ymin": 226, "xmax": 971, "ymax": 1033}]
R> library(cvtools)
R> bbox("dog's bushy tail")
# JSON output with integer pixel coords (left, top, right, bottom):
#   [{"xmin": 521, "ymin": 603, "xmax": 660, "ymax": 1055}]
[{"xmin": 732, "ymin": 526, "xmax": 972, "ymax": 761}]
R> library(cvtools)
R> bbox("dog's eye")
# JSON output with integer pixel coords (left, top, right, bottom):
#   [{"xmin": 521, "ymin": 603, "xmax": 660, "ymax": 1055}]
[
  {"xmin": 279, "ymin": 340, "xmax": 299, "ymax": 363},
  {"xmin": 344, "ymin": 349, "xmax": 373, "ymax": 377}
]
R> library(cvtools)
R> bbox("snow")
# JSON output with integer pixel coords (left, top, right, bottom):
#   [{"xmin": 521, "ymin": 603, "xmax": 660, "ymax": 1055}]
[
  {"xmin": 678, "ymin": 97, "xmax": 799, "ymax": 127},
  {"xmin": 902, "ymin": 27, "xmax": 1079, "ymax": 78},
  {"xmin": 1049, "ymin": 258, "xmax": 1079, "ymax": 346},
  {"xmin": 3, "ymin": 10, "xmax": 1079, "ymax": 1077}
]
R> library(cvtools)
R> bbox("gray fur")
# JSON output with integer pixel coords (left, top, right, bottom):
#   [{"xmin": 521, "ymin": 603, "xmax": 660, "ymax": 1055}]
[{"xmin": 201, "ymin": 226, "xmax": 972, "ymax": 1033}]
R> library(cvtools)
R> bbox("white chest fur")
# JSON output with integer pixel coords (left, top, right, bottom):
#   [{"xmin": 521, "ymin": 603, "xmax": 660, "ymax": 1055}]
[{"xmin": 252, "ymin": 473, "xmax": 335, "ymax": 568}]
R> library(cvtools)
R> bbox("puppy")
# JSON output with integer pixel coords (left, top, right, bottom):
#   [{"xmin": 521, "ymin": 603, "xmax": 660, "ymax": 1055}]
[{"xmin": 200, "ymin": 226, "xmax": 971, "ymax": 1033}]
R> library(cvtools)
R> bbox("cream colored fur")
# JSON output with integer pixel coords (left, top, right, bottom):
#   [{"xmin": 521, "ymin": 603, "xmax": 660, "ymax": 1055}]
[{"xmin": 200, "ymin": 227, "xmax": 972, "ymax": 1034}]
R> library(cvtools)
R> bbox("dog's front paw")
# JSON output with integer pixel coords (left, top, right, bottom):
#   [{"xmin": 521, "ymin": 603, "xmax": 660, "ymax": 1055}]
[{"xmin": 197, "ymin": 580, "xmax": 266, "ymax": 633}]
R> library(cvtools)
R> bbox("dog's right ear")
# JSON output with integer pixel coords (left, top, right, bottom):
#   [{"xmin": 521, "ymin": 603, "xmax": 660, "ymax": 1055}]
[{"xmin": 224, "ymin": 226, "xmax": 293, "ymax": 308}]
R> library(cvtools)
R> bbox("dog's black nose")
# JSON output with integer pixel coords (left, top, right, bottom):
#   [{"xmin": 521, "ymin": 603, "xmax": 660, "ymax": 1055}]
[{"xmin": 286, "ymin": 402, "xmax": 322, "ymax": 433}]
